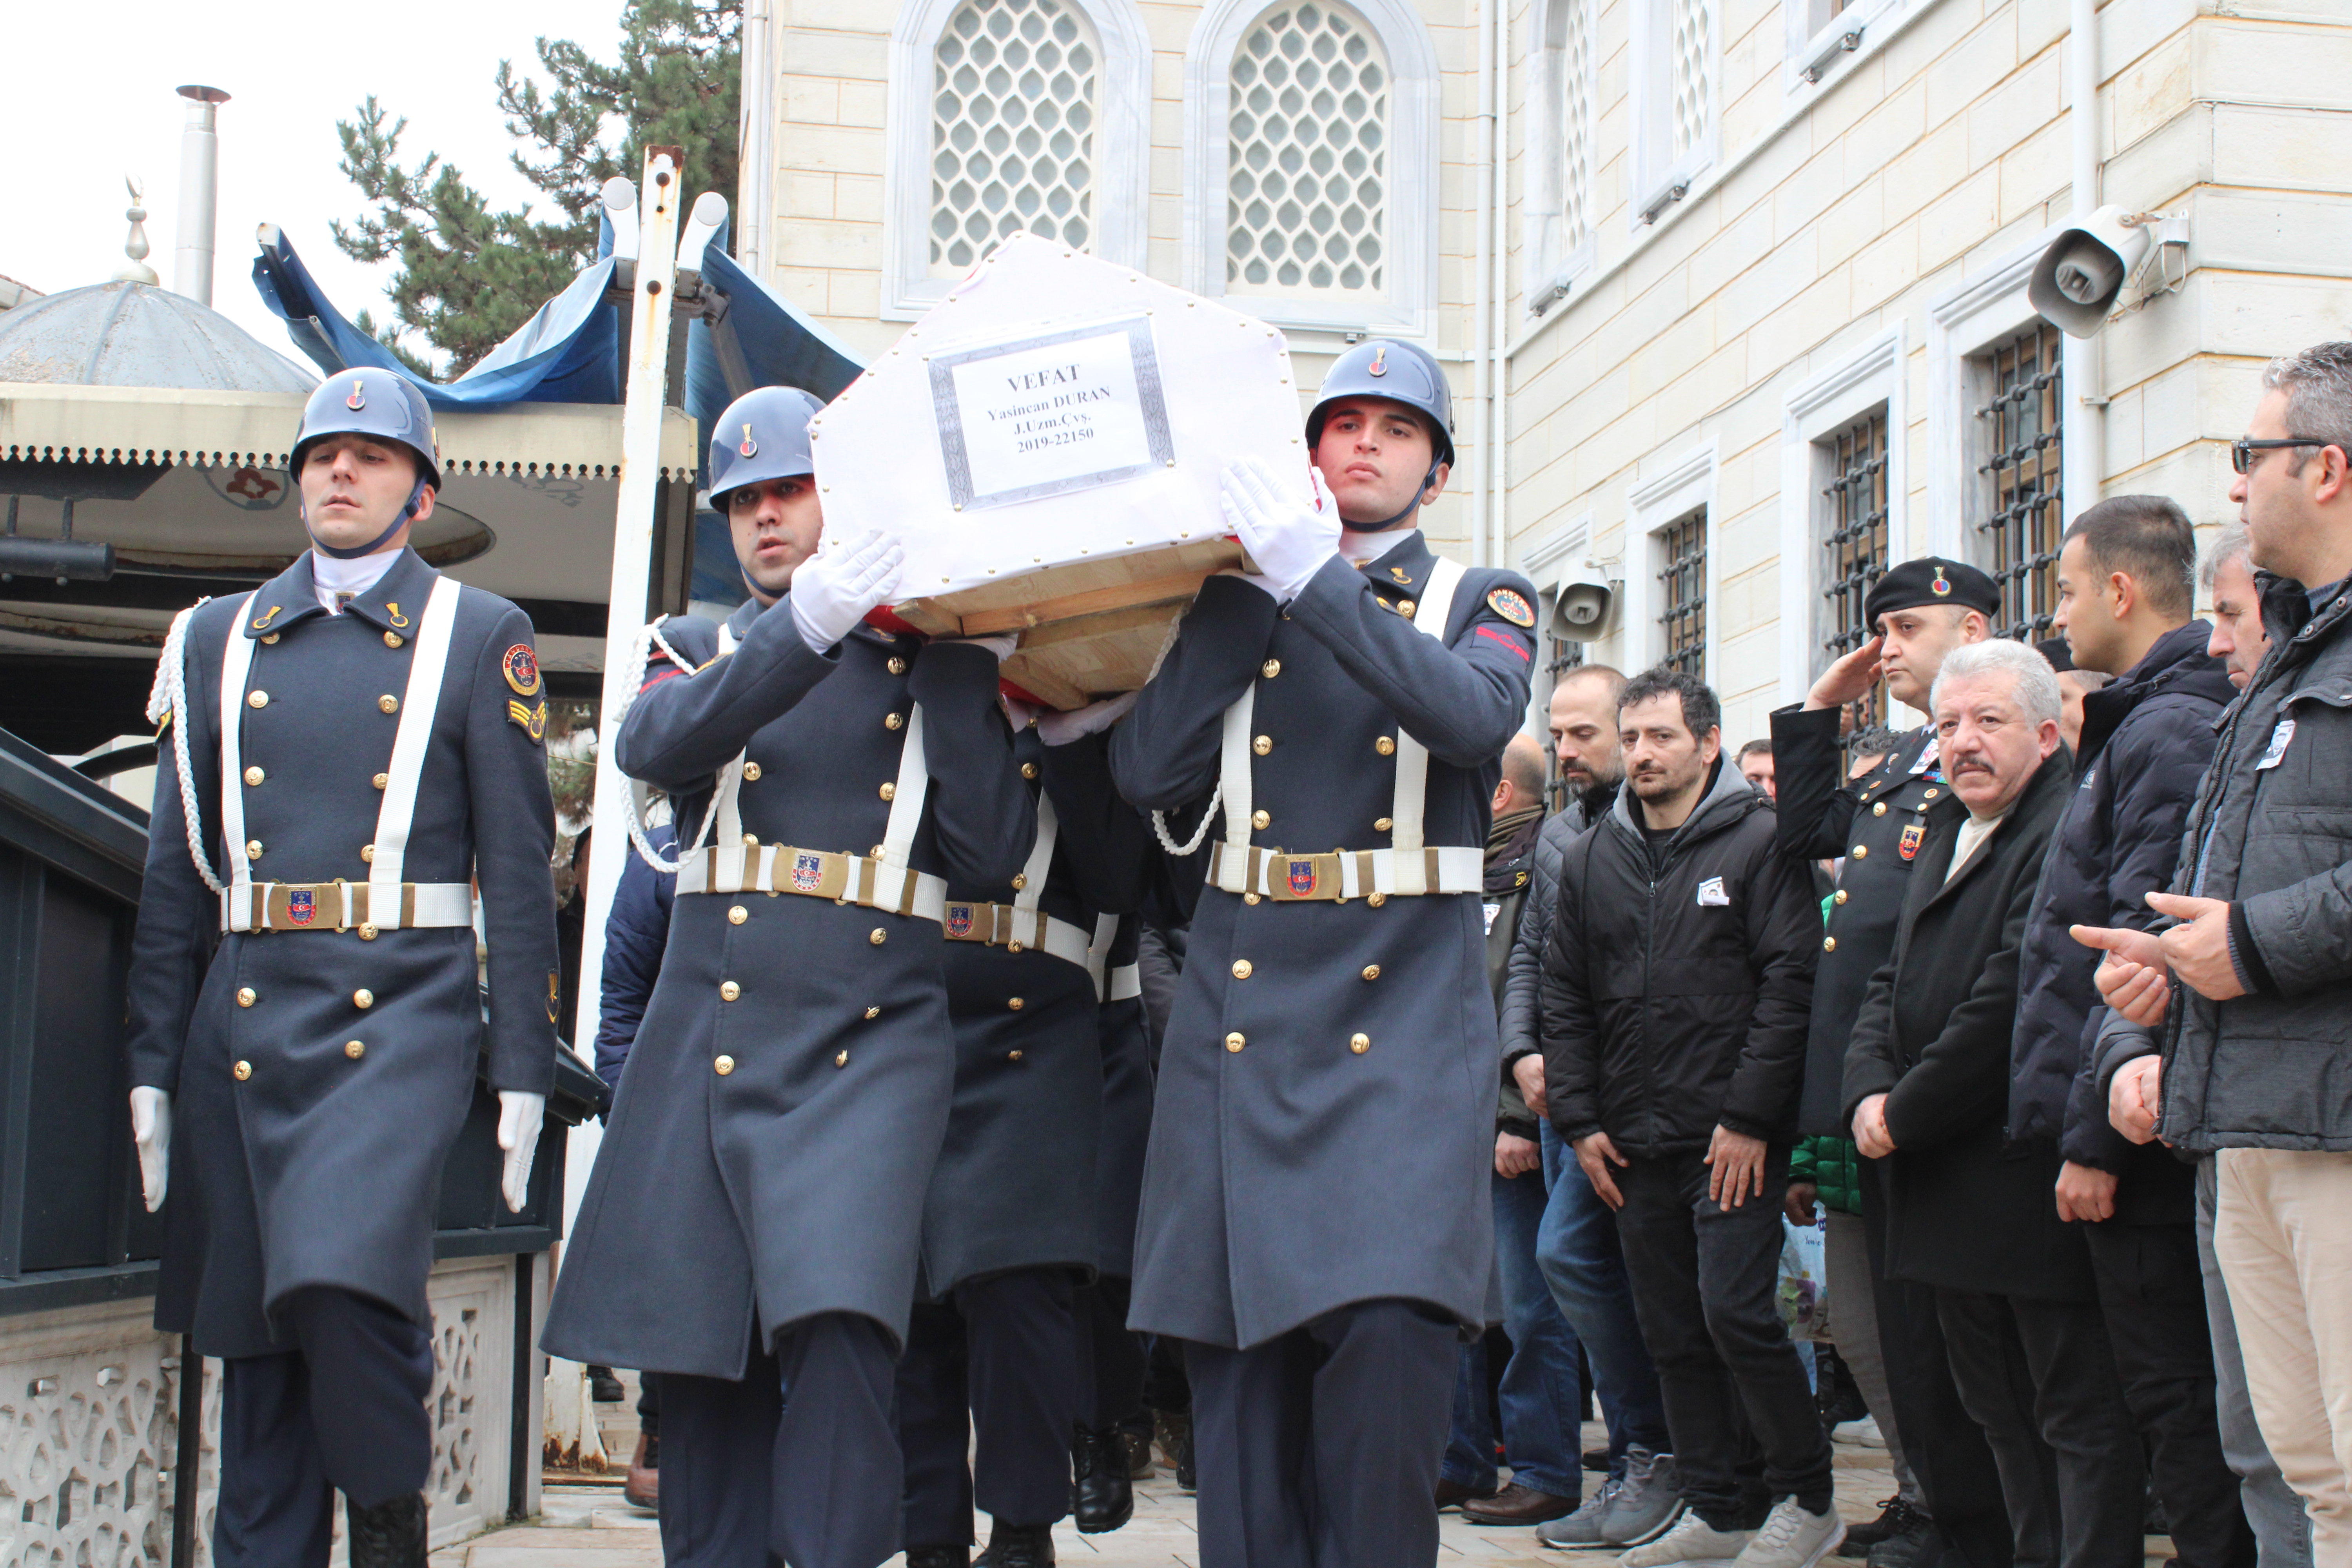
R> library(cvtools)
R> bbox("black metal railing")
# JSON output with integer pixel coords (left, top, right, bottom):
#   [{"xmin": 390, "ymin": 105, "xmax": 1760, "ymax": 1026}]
[
  {"xmin": 1657, "ymin": 508, "xmax": 1707, "ymax": 680},
  {"xmin": 1976, "ymin": 323, "xmax": 2065, "ymax": 642},
  {"xmin": 1821, "ymin": 408, "xmax": 1890, "ymax": 731}
]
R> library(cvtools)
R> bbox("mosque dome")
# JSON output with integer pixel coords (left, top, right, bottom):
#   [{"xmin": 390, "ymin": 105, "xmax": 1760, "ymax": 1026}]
[{"xmin": 0, "ymin": 279, "xmax": 313, "ymax": 393}]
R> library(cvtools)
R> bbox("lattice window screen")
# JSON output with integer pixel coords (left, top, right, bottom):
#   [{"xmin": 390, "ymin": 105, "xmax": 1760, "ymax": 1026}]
[
  {"xmin": 931, "ymin": 0, "xmax": 1099, "ymax": 273},
  {"xmin": 1226, "ymin": 4, "xmax": 1389, "ymax": 296},
  {"xmin": 1976, "ymin": 324, "xmax": 2065, "ymax": 642},
  {"xmin": 1658, "ymin": 508, "xmax": 1708, "ymax": 680},
  {"xmin": 1561, "ymin": 0, "xmax": 1594, "ymax": 243},
  {"xmin": 1669, "ymin": 0, "xmax": 1712, "ymax": 159}
]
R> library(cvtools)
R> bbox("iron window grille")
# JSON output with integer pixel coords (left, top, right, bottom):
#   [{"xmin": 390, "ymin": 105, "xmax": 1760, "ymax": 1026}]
[
  {"xmin": 1975, "ymin": 323, "xmax": 2064, "ymax": 642},
  {"xmin": 1543, "ymin": 632, "xmax": 1585, "ymax": 811},
  {"xmin": 1820, "ymin": 407, "xmax": 1890, "ymax": 733},
  {"xmin": 1657, "ymin": 508, "xmax": 1707, "ymax": 680}
]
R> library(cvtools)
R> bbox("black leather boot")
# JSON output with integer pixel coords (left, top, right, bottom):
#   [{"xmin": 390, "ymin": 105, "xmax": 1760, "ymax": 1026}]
[
  {"xmin": 904, "ymin": 1549, "xmax": 972, "ymax": 1568},
  {"xmin": 974, "ymin": 1520, "xmax": 1056, "ymax": 1567},
  {"xmin": 346, "ymin": 1492, "xmax": 428, "ymax": 1568},
  {"xmin": 1071, "ymin": 1424, "xmax": 1135, "ymax": 1534}
]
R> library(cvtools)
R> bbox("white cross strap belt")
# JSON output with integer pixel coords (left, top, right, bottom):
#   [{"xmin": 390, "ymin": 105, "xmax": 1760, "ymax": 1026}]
[
  {"xmin": 675, "ymin": 843, "xmax": 949, "ymax": 923},
  {"xmin": 1107, "ymin": 964, "xmax": 1142, "ymax": 1002},
  {"xmin": 217, "ymin": 576, "xmax": 474, "ymax": 933},
  {"xmin": 944, "ymin": 793, "xmax": 1091, "ymax": 971},
  {"xmin": 1207, "ymin": 555, "xmax": 1476, "ymax": 903}
]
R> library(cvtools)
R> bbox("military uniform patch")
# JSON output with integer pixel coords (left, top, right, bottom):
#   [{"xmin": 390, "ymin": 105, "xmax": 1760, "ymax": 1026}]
[
  {"xmin": 508, "ymin": 697, "xmax": 548, "ymax": 743},
  {"xmin": 1486, "ymin": 587, "xmax": 1536, "ymax": 628},
  {"xmin": 502, "ymin": 644, "xmax": 542, "ymax": 697},
  {"xmin": 1898, "ymin": 821, "xmax": 1925, "ymax": 860}
]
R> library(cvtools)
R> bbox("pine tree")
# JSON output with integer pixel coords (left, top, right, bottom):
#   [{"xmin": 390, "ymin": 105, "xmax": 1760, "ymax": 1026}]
[{"xmin": 334, "ymin": 0, "xmax": 741, "ymax": 376}]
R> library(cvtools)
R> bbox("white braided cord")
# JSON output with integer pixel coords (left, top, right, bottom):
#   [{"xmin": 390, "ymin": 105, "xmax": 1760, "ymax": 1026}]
[
  {"xmin": 1152, "ymin": 786, "xmax": 1221, "ymax": 858},
  {"xmin": 147, "ymin": 600, "xmax": 226, "ymax": 894},
  {"xmin": 612, "ymin": 615, "xmax": 726, "ymax": 875}
]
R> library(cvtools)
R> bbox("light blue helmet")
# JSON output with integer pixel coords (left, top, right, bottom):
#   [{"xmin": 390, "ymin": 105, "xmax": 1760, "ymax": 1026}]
[
  {"xmin": 1306, "ymin": 339, "xmax": 1455, "ymax": 470},
  {"xmin": 290, "ymin": 367, "xmax": 442, "ymax": 558},
  {"xmin": 708, "ymin": 386, "xmax": 825, "ymax": 506}
]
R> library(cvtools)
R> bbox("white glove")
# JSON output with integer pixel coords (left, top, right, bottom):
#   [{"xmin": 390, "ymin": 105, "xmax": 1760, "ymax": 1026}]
[
  {"xmin": 790, "ymin": 529, "xmax": 905, "ymax": 653},
  {"xmin": 496, "ymin": 1091, "xmax": 546, "ymax": 1214},
  {"xmin": 1220, "ymin": 457, "xmax": 1339, "ymax": 602},
  {"xmin": 1039, "ymin": 691, "xmax": 1140, "ymax": 746},
  {"xmin": 131, "ymin": 1087, "xmax": 171, "ymax": 1213}
]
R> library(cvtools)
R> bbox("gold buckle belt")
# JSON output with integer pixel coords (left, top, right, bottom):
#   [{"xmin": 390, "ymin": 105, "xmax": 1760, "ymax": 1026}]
[
  {"xmin": 223, "ymin": 880, "xmax": 474, "ymax": 933},
  {"xmin": 675, "ymin": 843, "xmax": 947, "ymax": 922}
]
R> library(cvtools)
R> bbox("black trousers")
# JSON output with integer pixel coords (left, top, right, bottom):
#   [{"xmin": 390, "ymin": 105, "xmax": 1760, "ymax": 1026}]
[
  {"xmin": 1864, "ymin": 1162, "xmax": 2015, "ymax": 1568},
  {"xmin": 1936, "ymin": 1290, "xmax": 2145, "ymax": 1568},
  {"xmin": 1076, "ymin": 1273, "xmax": 1149, "ymax": 1434},
  {"xmin": 899, "ymin": 1267, "xmax": 1081, "ymax": 1547},
  {"xmin": 1183, "ymin": 1298, "xmax": 1458, "ymax": 1568},
  {"xmin": 214, "ymin": 1286, "xmax": 437, "ymax": 1568},
  {"xmin": 2082, "ymin": 1223, "xmax": 2256, "ymax": 1568},
  {"xmin": 1612, "ymin": 1149, "xmax": 1834, "ymax": 1527},
  {"xmin": 659, "ymin": 1311, "xmax": 903, "ymax": 1568}
]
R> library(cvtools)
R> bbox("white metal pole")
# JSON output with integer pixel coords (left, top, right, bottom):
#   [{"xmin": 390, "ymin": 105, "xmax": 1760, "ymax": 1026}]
[
  {"xmin": 172, "ymin": 86, "xmax": 229, "ymax": 306},
  {"xmin": 1470, "ymin": 0, "xmax": 1496, "ymax": 570},
  {"xmin": 739, "ymin": 0, "xmax": 776, "ymax": 278},
  {"xmin": 565, "ymin": 150, "xmax": 683, "ymax": 1239},
  {"xmin": 1488, "ymin": 0, "xmax": 1510, "ymax": 574},
  {"xmin": 2062, "ymin": 0, "xmax": 2103, "ymax": 524}
]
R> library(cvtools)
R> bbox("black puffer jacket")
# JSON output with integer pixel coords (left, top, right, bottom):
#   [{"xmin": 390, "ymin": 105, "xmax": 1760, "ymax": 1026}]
[
  {"xmin": 1540, "ymin": 759, "xmax": 1821, "ymax": 1154},
  {"xmin": 1498, "ymin": 781, "xmax": 1617, "ymax": 1068},
  {"xmin": 2007, "ymin": 621, "xmax": 2231, "ymax": 1214}
]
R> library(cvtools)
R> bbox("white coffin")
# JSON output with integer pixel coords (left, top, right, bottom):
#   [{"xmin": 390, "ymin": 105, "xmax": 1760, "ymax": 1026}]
[{"xmin": 808, "ymin": 233, "xmax": 1309, "ymax": 708}]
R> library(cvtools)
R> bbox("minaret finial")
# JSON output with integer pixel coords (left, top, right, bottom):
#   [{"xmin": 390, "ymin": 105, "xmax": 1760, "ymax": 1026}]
[{"xmin": 115, "ymin": 174, "xmax": 160, "ymax": 285}]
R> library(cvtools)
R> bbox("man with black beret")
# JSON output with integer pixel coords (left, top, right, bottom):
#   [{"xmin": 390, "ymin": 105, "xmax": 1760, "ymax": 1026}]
[{"xmin": 1769, "ymin": 556, "xmax": 2015, "ymax": 1568}]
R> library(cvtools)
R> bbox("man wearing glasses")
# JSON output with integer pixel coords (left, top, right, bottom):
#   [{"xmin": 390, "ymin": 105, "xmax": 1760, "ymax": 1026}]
[{"xmin": 2077, "ymin": 341, "xmax": 2352, "ymax": 1559}]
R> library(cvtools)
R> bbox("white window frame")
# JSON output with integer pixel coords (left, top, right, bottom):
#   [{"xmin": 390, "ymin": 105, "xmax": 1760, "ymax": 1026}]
[
  {"xmin": 883, "ymin": 0, "xmax": 1154, "ymax": 321},
  {"xmin": 1620, "ymin": 442, "xmax": 1719, "ymax": 676},
  {"xmin": 1779, "ymin": 0, "xmax": 1896, "ymax": 96},
  {"xmin": 1925, "ymin": 224, "xmax": 2062, "ymax": 561},
  {"xmin": 1180, "ymin": 0, "xmax": 1441, "ymax": 337},
  {"xmin": 1628, "ymin": 0, "xmax": 1721, "ymax": 232},
  {"xmin": 1524, "ymin": 0, "xmax": 1599, "ymax": 314},
  {"xmin": 1776, "ymin": 325, "xmax": 1907, "ymax": 706}
]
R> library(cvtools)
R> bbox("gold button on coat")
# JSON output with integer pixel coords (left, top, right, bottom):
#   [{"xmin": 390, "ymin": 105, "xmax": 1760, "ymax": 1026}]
[
  {"xmin": 354, "ymin": 989, "xmax": 374, "ymax": 1008},
  {"xmin": 720, "ymin": 981, "xmax": 741, "ymax": 1001},
  {"xmin": 1009, "ymin": 998, "xmax": 1025, "ymax": 1011},
  {"xmin": 359, "ymin": 924, "xmax": 378, "ymax": 940},
  {"xmin": 743, "ymin": 834, "xmax": 760, "ymax": 851},
  {"xmin": 715, "ymin": 1056, "xmax": 735, "ymax": 1075},
  {"xmin": 247, "ymin": 690, "xmax": 269, "ymax": 709},
  {"xmin": 378, "ymin": 694, "xmax": 398, "ymax": 713},
  {"xmin": 234, "ymin": 1060, "xmax": 252, "ymax": 1081},
  {"xmin": 1244, "ymin": 893, "xmax": 1261, "ymax": 905},
  {"xmin": 1397, "ymin": 600, "xmax": 1416, "ymax": 619},
  {"xmin": 1253, "ymin": 735, "xmax": 1272, "ymax": 755},
  {"xmin": 1021, "ymin": 763, "xmax": 1039, "ymax": 780},
  {"xmin": 1350, "ymin": 1034, "xmax": 1370, "ymax": 1054},
  {"xmin": 1251, "ymin": 809, "xmax": 1270, "ymax": 829},
  {"xmin": 864, "ymin": 1006, "xmax": 881, "ymax": 1020},
  {"xmin": 888, "ymin": 657, "xmax": 908, "ymax": 675},
  {"xmin": 345, "ymin": 1040, "xmax": 365, "ymax": 1060},
  {"xmin": 245, "ymin": 839, "xmax": 264, "ymax": 860},
  {"xmin": 244, "ymin": 766, "xmax": 265, "ymax": 786},
  {"xmin": 879, "ymin": 782, "xmax": 896, "ymax": 801},
  {"xmin": 1834, "ymin": 889, "xmax": 1848, "ymax": 905},
  {"xmin": 1375, "ymin": 737, "xmax": 1396, "ymax": 756},
  {"xmin": 236, "ymin": 987, "xmax": 256, "ymax": 1007},
  {"xmin": 886, "ymin": 713, "xmax": 904, "ymax": 730},
  {"xmin": 1872, "ymin": 802, "xmax": 1887, "ymax": 816},
  {"xmin": 1374, "ymin": 817, "xmax": 1393, "ymax": 831},
  {"xmin": 728, "ymin": 906, "xmax": 748, "ymax": 925},
  {"xmin": 835, "ymin": 1051, "xmax": 850, "ymax": 1067},
  {"xmin": 372, "ymin": 773, "xmax": 388, "ymax": 790},
  {"xmin": 361, "ymin": 845, "xmax": 376, "ymax": 862},
  {"xmin": 1851, "ymin": 845, "xmax": 1868, "ymax": 859},
  {"xmin": 1367, "ymin": 892, "xmax": 1387, "ymax": 907},
  {"xmin": 260, "ymin": 633, "xmax": 279, "ymax": 644},
  {"xmin": 1225, "ymin": 1033, "xmax": 1246, "ymax": 1053},
  {"xmin": 1010, "ymin": 873, "xmax": 1027, "ymax": 890},
  {"xmin": 1009, "ymin": 1049, "xmax": 1025, "ymax": 1062},
  {"xmin": 1824, "ymin": 936, "xmax": 1837, "ymax": 952},
  {"xmin": 870, "ymin": 928, "xmax": 887, "ymax": 946},
  {"xmin": 1261, "ymin": 659, "xmax": 1281, "ymax": 678},
  {"xmin": 1232, "ymin": 960, "xmax": 1253, "ymax": 979},
  {"xmin": 743, "ymin": 762, "xmax": 762, "ymax": 781},
  {"xmin": 385, "ymin": 632, "xmax": 404, "ymax": 648},
  {"xmin": 1362, "ymin": 965, "xmax": 1381, "ymax": 980}
]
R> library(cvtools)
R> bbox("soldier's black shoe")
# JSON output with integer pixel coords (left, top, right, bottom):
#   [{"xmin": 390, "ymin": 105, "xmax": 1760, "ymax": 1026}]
[
  {"xmin": 904, "ymin": 1549, "xmax": 971, "ymax": 1568},
  {"xmin": 586, "ymin": 1364, "xmax": 627, "ymax": 1403},
  {"xmin": 1071, "ymin": 1425, "xmax": 1135, "ymax": 1533},
  {"xmin": 346, "ymin": 1492, "xmax": 428, "ymax": 1568},
  {"xmin": 1175, "ymin": 1417, "xmax": 1196, "ymax": 1494},
  {"xmin": 974, "ymin": 1521, "xmax": 1056, "ymax": 1566}
]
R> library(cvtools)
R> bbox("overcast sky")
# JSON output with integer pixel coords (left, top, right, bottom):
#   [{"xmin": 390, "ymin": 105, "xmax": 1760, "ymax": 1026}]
[{"xmin": 1, "ymin": 0, "xmax": 626, "ymax": 370}]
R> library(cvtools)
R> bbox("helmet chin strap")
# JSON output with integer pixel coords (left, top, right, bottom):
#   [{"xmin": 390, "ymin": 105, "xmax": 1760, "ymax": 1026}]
[
  {"xmin": 1354, "ymin": 462, "xmax": 1445, "ymax": 532},
  {"xmin": 305, "ymin": 476, "xmax": 430, "ymax": 560}
]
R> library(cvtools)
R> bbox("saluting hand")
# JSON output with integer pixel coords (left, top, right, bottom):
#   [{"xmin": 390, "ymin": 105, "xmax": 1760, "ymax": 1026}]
[{"xmin": 1803, "ymin": 636, "xmax": 1885, "ymax": 713}]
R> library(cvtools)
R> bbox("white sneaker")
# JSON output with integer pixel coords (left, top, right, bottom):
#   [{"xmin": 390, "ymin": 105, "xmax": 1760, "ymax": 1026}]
[
  {"xmin": 1729, "ymin": 1498, "xmax": 1845, "ymax": 1568},
  {"xmin": 1615, "ymin": 1510, "xmax": 1752, "ymax": 1568}
]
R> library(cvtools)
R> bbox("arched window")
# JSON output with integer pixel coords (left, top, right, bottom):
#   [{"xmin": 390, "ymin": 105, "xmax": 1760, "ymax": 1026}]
[
  {"xmin": 1183, "ymin": 0, "xmax": 1438, "ymax": 335},
  {"xmin": 1223, "ymin": 4, "xmax": 1388, "ymax": 299},
  {"xmin": 887, "ymin": 0, "xmax": 1150, "ymax": 318},
  {"xmin": 929, "ymin": 0, "xmax": 1099, "ymax": 272},
  {"xmin": 1526, "ymin": 0, "xmax": 1597, "ymax": 312}
]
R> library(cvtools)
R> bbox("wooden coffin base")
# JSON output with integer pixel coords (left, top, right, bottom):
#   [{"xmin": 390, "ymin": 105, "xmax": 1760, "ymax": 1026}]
[{"xmin": 893, "ymin": 538, "xmax": 1249, "ymax": 710}]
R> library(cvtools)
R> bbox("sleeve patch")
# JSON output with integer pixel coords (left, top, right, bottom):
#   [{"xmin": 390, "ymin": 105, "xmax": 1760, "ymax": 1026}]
[
  {"xmin": 502, "ymin": 643, "xmax": 543, "ymax": 697},
  {"xmin": 508, "ymin": 697, "xmax": 548, "ymax": 743},
  {"xmin": 1486, "ymin": 587, "xmax": 1536, "ymax": 628},
  {"xmin": 1476, "ymin": 624, "xmax": 1533, "ymax": 660},
  {"xmin": 638, "ymin": 665, "xmax": 687, "ymax": 696}
]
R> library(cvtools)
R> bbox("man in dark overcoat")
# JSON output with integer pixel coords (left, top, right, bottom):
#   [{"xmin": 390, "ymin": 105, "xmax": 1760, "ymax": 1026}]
[
  {"xmin": 541, "ymin": 386, "xmax": 1035, "ymax": 1568},
  {"xmin": 1109, "ymin": 338, "xmax": 1538, "ymax": 1568},
  {"xmin": 1845, "ymin": 639, "xmax": 2142, "ymax": 1568},
  {"xmin": 127, "ymin": 367, "xmax": 561, "ymax": 1568},
  {"xmin": 1770, "ymin": 556, "xmax": 2015, "ymax": 1568},
  {"xmin": 898, "ymin": 719, "xmax": 1156, "ymax": 1568}
]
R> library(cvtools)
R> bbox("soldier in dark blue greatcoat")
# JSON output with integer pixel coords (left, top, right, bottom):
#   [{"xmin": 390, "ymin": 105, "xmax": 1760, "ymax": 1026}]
[
  {"xmin": 898, "ymin": 717, "xmax": 1157, "ymax": 1568},
  {"xmin": 1109, "ymin": 339, "xmax": 1540, "ymax": 1568},
  {"xmin": 126, "ymin": 367, "xmax": 562, "ymax": 1568},
  {"xmin": 542, "ymin": 386, "xmax": 1036, "ymax": 1568}
]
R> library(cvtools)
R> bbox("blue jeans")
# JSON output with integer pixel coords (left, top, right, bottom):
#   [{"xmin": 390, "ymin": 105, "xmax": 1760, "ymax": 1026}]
[
  {"xmin": 1535, "ymin": 1122, "xmax": 1672, "ymax": 1474},
  {"xmin": 1444, "ymin": 1152, "xmax": 1589, "ymax": 1497}
]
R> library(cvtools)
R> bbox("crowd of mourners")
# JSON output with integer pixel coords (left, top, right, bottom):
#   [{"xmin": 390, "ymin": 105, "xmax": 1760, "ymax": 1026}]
[{"xmin": 1430, "ymin": 339, "xmax": 2352, "ymax": 1568}]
